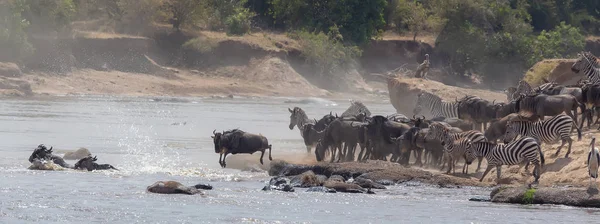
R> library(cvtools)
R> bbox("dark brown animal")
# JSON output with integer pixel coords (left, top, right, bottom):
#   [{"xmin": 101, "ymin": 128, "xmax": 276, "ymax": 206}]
[{"xmin": 211, "ymin": 129, "xmax": 272, "ymax": 168}]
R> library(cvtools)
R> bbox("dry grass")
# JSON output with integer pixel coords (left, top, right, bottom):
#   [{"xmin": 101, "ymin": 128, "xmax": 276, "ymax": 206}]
[
  {"xmin": 197, "ymin": 30, "xmax": 299, "ymax": 52},
  {"xmin": 72, "ymin": 30, "xmax": 149, "ymax": 40},
  {"xmin": 586, "ymin": 36, "xmax": 600, "ymax": 41}
]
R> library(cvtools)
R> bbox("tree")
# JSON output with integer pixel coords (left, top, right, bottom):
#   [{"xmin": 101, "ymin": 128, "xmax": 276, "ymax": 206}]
[
  {"xmin": 392, "ymin": 0, "xmax": 443, "ymax": 41},
  {"xmin": 162, "ymin": 0, "xmax": 204, "ymax": 31}
]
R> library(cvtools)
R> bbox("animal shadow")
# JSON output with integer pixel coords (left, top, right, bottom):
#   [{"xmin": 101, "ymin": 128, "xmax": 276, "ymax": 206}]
[{"xmin": 543, "ymin": 157, "xmax": 573, "ymax": 172}]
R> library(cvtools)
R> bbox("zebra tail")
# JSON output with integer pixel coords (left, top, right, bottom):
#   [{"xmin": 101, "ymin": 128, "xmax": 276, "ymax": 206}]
[
  {"xmin": 537, "ymin": 144, "xmax": 545, "ymax": 168},
  {"xmin": 575, "ymin": 121, "xmax": 582, "ymax": 141}
]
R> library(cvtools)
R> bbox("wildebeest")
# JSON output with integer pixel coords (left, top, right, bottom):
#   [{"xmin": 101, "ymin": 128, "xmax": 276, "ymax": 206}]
[
  {"xmin": 359, "ymin": 115, "xmax": 411, "ymax": 162},
  {"xmin": 315, "ymin": 118, "xmax": 362, "ymax": 162},
  {"xmin": 484, "ymin": 113, "xmax": 522, "ymax": 143},
  {"xmin": 212, "ymin": 129, "xmax": 273, "ymax": 168},
  {"xmin": 288, "ymin": 107, "xmax": 335, "ymax": 153},
  {"xmin": 74, "ymin": 155, "xmax": 119, "ymax": 171},
  {"xmin": 516, "ymin": 93, "xmax": 581, "ymax": 125},
  {"xmin": 28, "ymin": 144, "xmax": 71, "ymax": 168},
  {"xmin": 456, "ymin": 95, "xmax": 498, "ymax": 131}
]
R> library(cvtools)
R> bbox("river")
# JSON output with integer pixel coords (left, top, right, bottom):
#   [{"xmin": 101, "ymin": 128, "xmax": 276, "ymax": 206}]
[{"xmin": 0, "ymin": 96, "xmax": 598, "ymax": 223}]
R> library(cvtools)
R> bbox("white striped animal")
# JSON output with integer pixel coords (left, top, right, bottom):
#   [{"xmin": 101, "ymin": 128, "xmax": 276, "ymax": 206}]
[
  {"xmin": 572, "ymin": 52, "xmax": 600, "ymax": 85},
  {"xmin": 426, "ymin": 123, "xmax": 487, "ymax": 172},
  {"xmin": 466, "ymin": 136, "xmax": 544, "ymax": 184},
  {"xmin": 413, "ymin": 92, "xmax": 459, "ymax": 118},
  {"xmin": 503, "ymin": 114, "xmax": 582, "ymax": 158},
  {"xmin": 341, "ymin": 100, "xmax": 371, "ymax": 118}
]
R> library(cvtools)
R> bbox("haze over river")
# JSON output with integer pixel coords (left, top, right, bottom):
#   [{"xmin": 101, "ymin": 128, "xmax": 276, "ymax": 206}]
[{"xmin": 0, "ymin": 96, "xmax": 599, "ymax": 223}]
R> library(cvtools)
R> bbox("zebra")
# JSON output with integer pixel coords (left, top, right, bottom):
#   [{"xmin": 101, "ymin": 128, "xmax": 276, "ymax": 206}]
[
  {"xmin": 438, "ymin": 128, "xmax": 477, "ymax": 174},
  {"xmin": 341, "ymin": 100, "xmax": 371, "ymax": 118},
  {"xmin": 415, "ymin": 54, "xmax": 430, "ymax": 79},
  {"xmin": 465, "ymin": 136, "xmax": 544, "ymax": 184},
  {"xmin": 510, "ymin": 80, "xmax": 533, "ymax": 101},
  {"xmin": 572, "ymin": 51, "xmax": 600, "ymax": 85},
  {"xmin": 503, "ymin": 114, "xmax": 582, "ymax": 158},
  {"xmin": 288, "ymin": 107, "xmax": 315, "ymax": 132},
  {"xmin": 426, "ymin": 123, "xmax": 487, "ymax": 173},
  {"xmin": 413, "ymin": 92, "xmax": 459, "ymax": 118}
]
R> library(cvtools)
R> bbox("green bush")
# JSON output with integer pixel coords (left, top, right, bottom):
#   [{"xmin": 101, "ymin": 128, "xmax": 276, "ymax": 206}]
[
  {"xmin": 225, "ymin": 7, "xmax": 254, "ymax": 36},
  {"xmin": 289, "ymin": 29, "xmax": 362, "ymax": 77},
  {"xmin": 529, "ymin": 22, "xmax": 586, "ymax": 65}
]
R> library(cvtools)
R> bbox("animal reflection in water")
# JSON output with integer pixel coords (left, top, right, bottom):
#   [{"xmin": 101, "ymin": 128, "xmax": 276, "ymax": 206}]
[{"xmin": 211, "ymin": 129, "xmax": 273, "ymax": 168}]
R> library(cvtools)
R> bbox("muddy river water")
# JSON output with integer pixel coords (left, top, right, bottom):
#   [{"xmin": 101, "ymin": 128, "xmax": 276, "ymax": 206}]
[{"xmin": 0, "ymin": 96, "xmax": 598, "ymax": 223}]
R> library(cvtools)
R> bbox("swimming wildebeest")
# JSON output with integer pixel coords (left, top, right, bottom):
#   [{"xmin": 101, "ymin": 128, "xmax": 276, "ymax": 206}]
[
  {"xmin": 28, "ymin": 144, "xmax": 71, "ymax": 168},
  {"xmin": 211, "ymin": 129, "xmax": 273, "ymax": 168},
  {"xmin": 74, "ymin": 155, "xmax": 119, "ymax": 171}
]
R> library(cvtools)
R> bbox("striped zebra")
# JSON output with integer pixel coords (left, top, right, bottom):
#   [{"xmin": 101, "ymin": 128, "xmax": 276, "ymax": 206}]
[
  {"xmin": 503, "ymin": 114, "xmax": 582, "ymax": 158},
  {"xmin": 510, "ymin": 80, "xmax": 533, "ymax": 101},
  {"xmin": 288, "ymin": 107, "xmax": 315, "ymax": 134},
  {"xmin": 341, "ymin": 100, "xmax": 371, "ymax": 117},
  {"xmin": 426, "ymin": 123, "xmax": 487, "ymax": 173},
  {"xmin": 413, "ymin": 92, "xmax": 458, "ymax": 118},
  {"xmin": 572, "ymin": 51, "xmax": 600, "ymax": 84},
  {"xmin": 533, "ymin": 82, "xmax": 556, "ymax": 93},
  {"xmin": 466, "ymin": 136, "xmax": 544, "ymax": 184},
  {"xmin": 438, "ymin": 129, "xmax": 477, "ymax": 174}
]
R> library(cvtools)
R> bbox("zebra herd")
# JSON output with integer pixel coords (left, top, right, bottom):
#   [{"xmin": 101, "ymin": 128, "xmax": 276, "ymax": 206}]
[{"xmin": 287, "ymin": 51, "xmax": 600, "ymax": 185}]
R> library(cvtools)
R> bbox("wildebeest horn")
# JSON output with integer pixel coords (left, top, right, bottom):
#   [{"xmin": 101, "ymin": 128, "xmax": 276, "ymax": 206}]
[
  {"xmin": 288, "ymin": 108, "xmax": 293, "ymax": 113},
  {"xmin": 412, "ymin": 114, "xmax": 416, "ymax": 119},
  {"xmin": 213, "ymin": 129, "xmax": 216, "ymax": 135},
  {"xmin": 329, "ymin": 111, "xmax": 332, "ymax": 116},
  {"xmin": 421, "ymin": 115, "xmax": 425, "ymax": 120}
]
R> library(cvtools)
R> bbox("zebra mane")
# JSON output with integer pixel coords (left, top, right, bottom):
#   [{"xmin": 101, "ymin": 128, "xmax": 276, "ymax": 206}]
[
  {"xmin": 583, "ymin": 51, "xmax": 599, "ymax": 66},
  {"xmin": 292, "ymin": 107, "xmax": 309, "ymax": 120}
]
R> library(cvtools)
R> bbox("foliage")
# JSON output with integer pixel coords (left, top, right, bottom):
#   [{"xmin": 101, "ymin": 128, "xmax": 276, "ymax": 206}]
[
  {"xmin": 23, "ymin": 0, "xmax": 76, "ymax": 33},
  {"xmin": 523, "ymin": 188, "xmax": 536, "ymax": 204},
  {"xmin": 0, "ymin": 0, "xmax": 34, "ymax": 62},
  {"xmin": 289, "ymin": 29, "xmax": 362, "ymax": 76},
  {"xmin": 269, "ymin": 0, "xmax": 387, "ymax": 44},
  {"xmin": 225, "ymin": 7, "xmax": 255, "ymax": 35},
  {"xmin": 391, "ymin": 0, "xmax": 444, "ymax": 40},
  {"xmin": 529, "ymin": 22, "xmax": 586, "ymax": 65}
]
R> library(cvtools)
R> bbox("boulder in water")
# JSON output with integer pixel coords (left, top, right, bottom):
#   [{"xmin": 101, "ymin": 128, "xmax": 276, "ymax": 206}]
[
  {"xmin": 352, "ymin": 177, "xmax": 387, "ymax": 189},
  {"xmin": 63, "ymin": 148, "xmax": 92, "ymax": 160},
  {"xmin": 306, "ymin": 186, "xmax": 337, "ymax": 193},
  {"xmin": 290, "ymin": 171, "xmax": 324, "ymax": 188},
  {"xmin": 323, "ymin": 181, "xmax": 365, "ymax": 193},
  {"xmin": 490, "ymin": 185, "xmax": 600, "ymax": 207},
  {"xmin": 147, "ymin": 181, "xmax": 205, "ymax": 195},
  {"xmin": 262, "ymin": 176, "xmax": 295, "ymax": 192}
]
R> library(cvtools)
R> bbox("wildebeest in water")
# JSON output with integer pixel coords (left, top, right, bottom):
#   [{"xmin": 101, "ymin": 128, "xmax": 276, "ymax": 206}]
[
  {"xmin": 211, "ymin": 129, "xmax": 273, "ymax": 168},
  {"xmin": 28, "ymin": 144, "xmax": 72, "ymax": 168},
  {"xmin": 74, "ymin": 155, "xmax": 119, "ymax": 171}
]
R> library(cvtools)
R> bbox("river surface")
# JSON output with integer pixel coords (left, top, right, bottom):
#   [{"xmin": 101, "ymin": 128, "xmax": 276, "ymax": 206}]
[{"xmin": 0, "ymin": 95, "xmax": 599, "ymax": 224}]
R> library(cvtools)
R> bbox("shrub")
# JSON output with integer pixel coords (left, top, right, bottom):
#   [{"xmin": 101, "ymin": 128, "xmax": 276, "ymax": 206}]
[
  {"xmin": 0, "ymin": 0, "xmax": 34, "ymax": 62},
  {"xmin": 289, "ymin": 29, "xmax": 362, "ymax": 77},
  {"xmin": 225, "ymin": 7, "xmax": 254, "ymax": 36}
]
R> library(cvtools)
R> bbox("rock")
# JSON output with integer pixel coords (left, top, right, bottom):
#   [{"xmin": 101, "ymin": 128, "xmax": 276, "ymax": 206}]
[
  {"xmin": 194, "ymin": 183, "xmax": 213, "ymax": 190},
  {"xmin": 0, "ymin": 62, "xmax": 22, "ymax": 77},
  {"xmin": 289, "ymin": 171, "xmax": 324, "ymax": 188},
  {"xmin": 306, "ymin": 186, "xmax": 336, "ymax": 193},
  {"xmin": 323, "ymin": 181, "xmax": 365, "ymax": 193},
  {"xmin": 375, "ymin": 179, "xmax": 396, "ymax": 186},
  {"xmin": 262, "ymin": 177, "xmax": 295, "ymax": 192},
  {"xmin": 147, "ymin": 181, "xmax": 204, "ymax": 195},
  {"xmin": 352, "ymin": 177, "xmax": 386, "ymax": 189},
  {"xmin": 327, "ymin": 175, "xmax": 346, "ymax": 183},
  {"xmin": 490, "ymin": 186, "xmax": 600, "ymax": 208},
  {"xmin": 63, "ymin": 148, "xmax": 91, "ymax": 160}
]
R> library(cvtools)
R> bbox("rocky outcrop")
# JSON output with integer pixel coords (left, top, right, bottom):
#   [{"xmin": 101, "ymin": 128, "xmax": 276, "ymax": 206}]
[
  {"xmin": 269, "ymin": 160, "xmax": 490, "ymax": 188},
  {"xmin": 0, "ymin": 62, "xmax": 22, "ymax": 77},
  {"xmin": 490, "ymin": 186, "xmax": 600, "ymax": 208}
]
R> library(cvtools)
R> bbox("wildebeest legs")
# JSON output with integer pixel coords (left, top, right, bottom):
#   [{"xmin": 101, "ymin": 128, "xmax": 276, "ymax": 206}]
[
  {"xmin": 268, "ymin": 144, "xmax": 273, "ymax": 161},
  {"xmin": 219, "ymin": 148, "xmax": 229, "ymax": 168}
]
